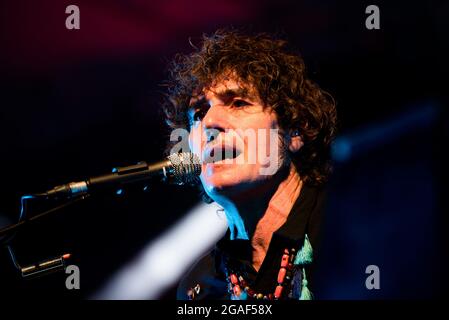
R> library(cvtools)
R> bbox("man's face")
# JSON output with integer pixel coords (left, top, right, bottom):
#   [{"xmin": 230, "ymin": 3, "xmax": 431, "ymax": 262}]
[{"xmin": 188, "ymin": 76, "xmax": 285, "ymax": 200}]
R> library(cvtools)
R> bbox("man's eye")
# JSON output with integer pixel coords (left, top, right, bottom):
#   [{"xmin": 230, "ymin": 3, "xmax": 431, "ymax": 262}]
[
  {"xmin": 193, "ymin": 109, "xmax": 206, "ymax": 121},
  {"xmin": 231, "ymin": 100, "xmax": 250, "ymax": 108}
]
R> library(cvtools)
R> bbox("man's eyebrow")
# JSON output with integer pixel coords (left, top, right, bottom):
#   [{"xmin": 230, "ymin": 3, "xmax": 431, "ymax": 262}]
[
  {"xmin": 188, "ymin": 87, "xmax": 254, "ymax": 109},
  {"xmin": 215, "ymin": 88, "xmax": 251, "ymax": 100}
]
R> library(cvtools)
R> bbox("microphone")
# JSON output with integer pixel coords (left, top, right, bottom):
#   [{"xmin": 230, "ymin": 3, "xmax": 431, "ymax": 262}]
[{"xmin": 44, "ymin": 152, "xmax": 201, "ymax": 199}]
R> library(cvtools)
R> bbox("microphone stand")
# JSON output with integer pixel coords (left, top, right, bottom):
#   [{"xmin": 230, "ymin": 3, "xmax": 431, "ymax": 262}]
[
  {"xmin": 0, "ymin": 193, "xmax": 90, "ymax": 278},
  {"xmin": 0, "ymin": 194, "xmax": 89, "ymax": 239},
  {"xmin": 0, "ymin": 152, "xmax": 201, "ymax": 279}
]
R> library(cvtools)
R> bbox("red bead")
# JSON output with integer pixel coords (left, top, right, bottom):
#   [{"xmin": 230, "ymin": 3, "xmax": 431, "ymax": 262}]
[
  {"xmin": 281, "ymin": 254, "xmax": 289, "ymax": 267},
  {"xmin": 277, "ymin": 267, "xmax": 287, "ymax": 284},
  {"xmin": 233, "ymin": 284, "xmax": 241, "ymax": 296},
  {"xmin": 230, "ymin": 274, "xmax": 238, "ymax": 285},
  {"xmin": 274, "ymin": 285, "xmax": 283, "ymax": 299}
]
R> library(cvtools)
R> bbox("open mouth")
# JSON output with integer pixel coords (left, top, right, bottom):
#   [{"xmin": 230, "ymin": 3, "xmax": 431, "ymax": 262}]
[{"xmin": 203, "ymin": 144, "xmax": 242, "ymax": 164}]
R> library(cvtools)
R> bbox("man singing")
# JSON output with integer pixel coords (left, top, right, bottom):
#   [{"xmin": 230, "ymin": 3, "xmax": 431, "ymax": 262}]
[{"xmin": 163, "ymin": 29, "xmax": 337, "ymax": 300}]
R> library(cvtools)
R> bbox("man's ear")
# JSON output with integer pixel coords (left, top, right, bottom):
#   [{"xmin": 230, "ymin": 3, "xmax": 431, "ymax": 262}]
[{"xmin": 288, "ymin": 130, "xmax": 304, "ymax": 153}]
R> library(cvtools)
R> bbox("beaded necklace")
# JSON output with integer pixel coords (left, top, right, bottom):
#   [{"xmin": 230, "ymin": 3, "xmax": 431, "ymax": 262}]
[
  {"xmin": 226, "ymin": 234, "xmax": 313, "ymax": 300},
  {"xmin": 226, "ymin": 247, "xmax": 297, "ymax": 300},
  {"xmin": 186, "ymin": 234, "xmax": 313, "ymax": 300}
]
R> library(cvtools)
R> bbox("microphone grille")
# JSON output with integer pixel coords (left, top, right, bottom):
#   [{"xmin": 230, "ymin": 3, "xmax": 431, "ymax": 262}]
[{"xmin": 167, "ymin": 152, "xmax": 202, "ymax": 185}]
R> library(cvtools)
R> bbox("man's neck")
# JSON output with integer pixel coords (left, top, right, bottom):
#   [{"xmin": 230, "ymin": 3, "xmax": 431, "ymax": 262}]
[
  {"xmin": 251, "ymin": 164, "xmax": 302, "ymax": 271},
  {"xmin": 222, "ymin": 164, "xmax": 303, "ymax": 271}
]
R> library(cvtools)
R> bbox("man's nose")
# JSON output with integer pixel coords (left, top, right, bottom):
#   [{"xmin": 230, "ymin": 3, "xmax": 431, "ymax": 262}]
[{"xmin": 202, "ymin": 102, "xmax": 228, "ymax": 138}]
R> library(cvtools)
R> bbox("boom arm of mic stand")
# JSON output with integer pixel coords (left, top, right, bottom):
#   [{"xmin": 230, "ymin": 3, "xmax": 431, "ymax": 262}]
[
  {"xmin": 0, "ymin": 193, "xmax": 89, "ymax": 280},
  {"xmin": 0, "ymin": 194, "xmax": 90, "ymax": 243}
]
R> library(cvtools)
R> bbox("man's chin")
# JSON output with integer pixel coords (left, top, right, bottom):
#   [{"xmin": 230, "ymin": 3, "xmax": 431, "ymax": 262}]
[
  {"xmin": 203, "ymin": 180, "xmax": 237, "ymax": 194},
  {"xmin": 202, "ymin": 175, "xmax": 265, "ymax": 202},
  {"xmin": 202, "ymin": 177, "xmax": 244, "ymax": 199}
]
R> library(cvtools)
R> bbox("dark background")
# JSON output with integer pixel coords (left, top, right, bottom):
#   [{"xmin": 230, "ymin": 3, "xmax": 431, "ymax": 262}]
[{"xmin": 0, "ymin": 0, "xmax": 447, "ymax": 299}]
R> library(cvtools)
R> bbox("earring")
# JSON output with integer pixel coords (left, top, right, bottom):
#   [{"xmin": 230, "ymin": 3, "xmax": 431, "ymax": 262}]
[{"xmin": 291, "ymin": 130, "xmax": 300, "ymax": 137}]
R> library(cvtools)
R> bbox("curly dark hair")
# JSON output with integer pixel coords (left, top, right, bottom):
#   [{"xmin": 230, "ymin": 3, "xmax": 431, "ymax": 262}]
[{"xmin": 163, "ymin": 29, "xmax": 337, "ymax": 187}]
